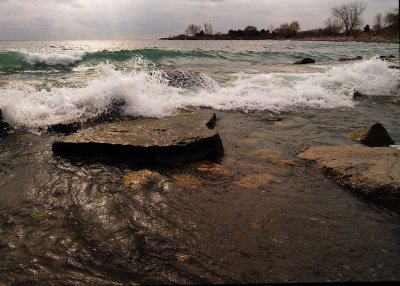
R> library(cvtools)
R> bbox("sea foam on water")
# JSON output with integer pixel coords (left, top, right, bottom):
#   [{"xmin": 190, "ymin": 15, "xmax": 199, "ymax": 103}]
[{"xmin": 0, "ymin": 58, "xmax": 398, "ymax": 131}]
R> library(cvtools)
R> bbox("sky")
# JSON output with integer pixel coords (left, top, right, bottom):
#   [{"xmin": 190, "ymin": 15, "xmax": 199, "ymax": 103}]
[{"xmin": 0, "ymin": 0, "xmax": 398, "ymax": 40}]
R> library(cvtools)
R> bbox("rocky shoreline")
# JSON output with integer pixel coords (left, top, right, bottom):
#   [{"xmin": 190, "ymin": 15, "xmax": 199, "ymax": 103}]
[{"xmin": 2, "ymin": 102, "xmax": 399, "ymax": 211}]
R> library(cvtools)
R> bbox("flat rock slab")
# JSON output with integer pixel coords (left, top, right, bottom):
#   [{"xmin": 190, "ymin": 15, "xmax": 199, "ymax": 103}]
[
  {"xmin": 298, "ymin": 144, "xmax": 400, "ymax": 206},
  {"xmin": 52, "ymin": 110, "xmax": 224, "ymax": 164}
]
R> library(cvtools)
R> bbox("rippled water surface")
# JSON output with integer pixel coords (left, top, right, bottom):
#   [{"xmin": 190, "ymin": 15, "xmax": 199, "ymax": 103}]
[{"xmin": 0, "ymin": 40, "xmax": 399, "ymax": 284}]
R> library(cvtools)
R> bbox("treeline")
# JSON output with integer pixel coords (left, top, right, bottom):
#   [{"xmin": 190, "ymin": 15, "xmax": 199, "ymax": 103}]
[
  {"xmin": 161, "ymin": 1, "xmax": 399, "ymax": 40},
  {"xmin": 162, "ymin": 21, "xmax": 301, "ymax": 40}
]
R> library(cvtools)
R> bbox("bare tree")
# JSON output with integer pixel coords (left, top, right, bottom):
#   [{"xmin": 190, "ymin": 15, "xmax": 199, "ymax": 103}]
[
  {"xmin": 325, "ymin": 16, "xmax": 343, "ymax": 34},
  {"xmin": 276, "ymin": 21, "xmax": 300, "ymax": 37},
  {"xmin": 384, "ymin": 8, "xmax": 399, "ymax": 27},
  {"xmin": 373, "ymin": 13, "xmax": 382, "ymax": 33},
  {"xmin": 331, "ymin": 1, "xmax": 367, "ymax": 36},
  {"xmin": 268, "ymin": 24, "xmax": 275, "ymax": 33},
  {"xmin": 289, "ymin": 21, "xmax": 300, "ymax": 35},
  {"xmin": 185, "ymin": 24, "xmax": 201, "ymax": 37},
  {"xmin": 204, "ymin": 22, "xmax": 213, "ymax": 35}
]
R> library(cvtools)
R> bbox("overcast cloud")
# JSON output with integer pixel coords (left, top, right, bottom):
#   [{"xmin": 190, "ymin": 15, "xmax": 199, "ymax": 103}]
[{"xmin": 0, "ymin": 0, "xmax": 397, "ymax": 40}]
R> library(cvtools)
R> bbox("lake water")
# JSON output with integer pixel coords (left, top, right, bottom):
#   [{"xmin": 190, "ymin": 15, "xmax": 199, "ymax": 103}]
[{"xmin": 0, "ymin": 40, "xmax": 399, "ymax": 284}]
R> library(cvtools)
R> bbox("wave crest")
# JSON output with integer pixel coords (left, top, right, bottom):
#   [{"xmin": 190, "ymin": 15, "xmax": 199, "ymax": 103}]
[
  {"xmin": 22, "ymin": 51, "xmax": 86, "ymax": 65},
  {"xmin": 0, "ymin": 59, "xmax": 398, "ymax": 131}
]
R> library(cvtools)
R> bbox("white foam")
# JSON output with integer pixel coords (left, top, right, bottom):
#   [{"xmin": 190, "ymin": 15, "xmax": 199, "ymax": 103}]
[
  {"xmin": 0, "ymin": 59, "xmax": 398, "ymax": 130},
  {"xmin": 20, "ymin": 51, "xmax": 86, "ymax": 65}
]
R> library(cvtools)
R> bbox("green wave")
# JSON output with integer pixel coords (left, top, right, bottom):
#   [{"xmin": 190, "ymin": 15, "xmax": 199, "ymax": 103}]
[{"xmin": 0, "ymin": 48, "xmax": 333, "ymax": 74}]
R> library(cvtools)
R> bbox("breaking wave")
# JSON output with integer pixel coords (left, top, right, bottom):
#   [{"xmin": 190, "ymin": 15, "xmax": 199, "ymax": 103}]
[{"xmin": 0, "ymin": 58, "xmax": 398, "ymax": 130}]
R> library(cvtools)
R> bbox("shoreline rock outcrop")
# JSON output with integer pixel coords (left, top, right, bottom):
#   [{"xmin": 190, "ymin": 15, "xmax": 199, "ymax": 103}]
[
  {"xmin": 52, "ymin": 110, "xmax": 224, "ymax": 165},
  {"xmin": 298, "ymin": 144, "xmax": 400, "ymax": 208}
]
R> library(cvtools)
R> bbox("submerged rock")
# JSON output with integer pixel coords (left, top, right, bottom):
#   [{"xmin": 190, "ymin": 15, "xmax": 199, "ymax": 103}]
[
  {"xmin": 293, "ymin": 58, "xmax": 316, "ymax": 65},
  {"xmin": 349, "ymin": 123, "xmax": 395, "ymax": 147},
  {"xmin": 52, "ymin": 110, "xmax": 224, "ymax": 165},
  {"xmin": 298, "ymin": 144, "xmax": 400, "ymax": 206}
]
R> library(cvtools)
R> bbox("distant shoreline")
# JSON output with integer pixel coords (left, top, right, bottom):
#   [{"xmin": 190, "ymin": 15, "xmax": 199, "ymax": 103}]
[
  {"xmin": 160, "ymin": 35, "xmax": 399, "ymax": 44},
  {"xmin": 291, "ymin": 35, "xmax": 399, "ymax": 44}
]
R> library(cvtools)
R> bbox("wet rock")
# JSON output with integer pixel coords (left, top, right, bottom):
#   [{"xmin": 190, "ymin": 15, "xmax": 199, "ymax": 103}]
[
  {"xmin": 339, "ymin": 56, "xmax": 363, "ymax": 61},
  {"xmin": 47, "ymin": 99, "xmax": 127, "ymax": 134},
  {"xmin": 349, "ymin": 123, "xmax": 395, "ymax": 147},
  {"xmin": 0, "ymin": 121, "xmax": 10, "ymax": 136},
  {"xmin": 293, "ymin": 58, "xmax": 316, "ymax": 65},
  {"xmin": 85, "ymin": 98, "xmax": 127, "ymax": 125},
  {"xmin": 161, "ymin": 70, "xmax": 212, "ymax": 90},
  {"xmin": 52, "ymin": 110, "xmax": 224, "ymax": 165},
  {"xmin": 352, "ymin": 90, "xmax": 366, "ymax": 100},
  {"xmin": 379, "ymin": 55, "xmax": 396, "ymax": 61},
  {"xmin": 0, "ymin": 109, "xmax": 11, "ymax": 136},
  {"xmin": 298, "ymin": 145, "xmax": 400, "ymax": 206},
  {"xmin": 48, "ymin": 121, "xmax": 82, "ymax": 134}
]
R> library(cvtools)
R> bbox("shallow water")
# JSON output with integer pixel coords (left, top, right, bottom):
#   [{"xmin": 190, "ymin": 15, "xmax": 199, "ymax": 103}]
[
  {"xmin": 1, "ymin": 98, "xmax": 400, "ymax": 284},
  {"xmin": 0, "ymin": 40, "xmax": 399, "ymax": 284}
]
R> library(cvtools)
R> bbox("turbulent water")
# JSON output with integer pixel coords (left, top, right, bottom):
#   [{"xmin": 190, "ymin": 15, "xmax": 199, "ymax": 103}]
[
  {"xmin": 0, "ymin": 40, "xmax": 398, "ymax": 130},
  {"xmin": 0, "ymin": 40, "xmax": 400, "ymax": 284}
]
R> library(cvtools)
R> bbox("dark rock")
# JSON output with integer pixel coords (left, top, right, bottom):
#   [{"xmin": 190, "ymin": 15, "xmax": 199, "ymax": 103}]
[
  {"xmin": 0, "ymin": 121, "xmax": 11, "ymax": 136},
  {"xmin": 349, "ymin": 123, "xmax": 395, "ymax": 147},
  {"xmin": 379, "ymin": 55, "xmax": 394, "ymax": 61},
  {"xmin": 388, "ymin": 65, "xmax": 400, "ymax": 69},
  {"xmin": 298, "ymin": 145, "xmax": 400, "ymax": 207},
  {"xmin": 52, "ymin": 110, "xmax": 224, "ymax": 165},
  {"xmin": 161, "ymin": 70, "xmax": 211, "ymax": 90},
  {"xmin": 0, "ymin": 109, "xmax": 11, "ymax": 136},
  {"xmin": 48, "ymin": 121, "xmax": 82, "ymax": 134},
  {"xmin": 85, "ymin": 98, "xmax": 126, "ymax": 125},
  {"xmin": 339, "ymin": 56, "xmax": 363, "ymax": 61},
  {"xmin": 48, "ymin": 98, "xmax": 126, "ymax": 134},
  {"xmin": 352, "ymin": 90, "xmax": 365, "ymax": 100},
  {"xmin": 293, "ymin": 58, "xmax": 316, "ymax": 65}
]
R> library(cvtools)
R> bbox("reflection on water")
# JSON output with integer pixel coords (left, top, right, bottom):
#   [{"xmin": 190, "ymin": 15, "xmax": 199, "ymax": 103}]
[{"xmin": 0, "ymin": 99, "xmax": 400, "ymax": 284}]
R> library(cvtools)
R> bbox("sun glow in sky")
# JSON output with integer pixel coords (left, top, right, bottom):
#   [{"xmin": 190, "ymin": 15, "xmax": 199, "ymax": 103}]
[{"xmin": 0, "ymin": 0, "xmax": 397, "ymax": 40}]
